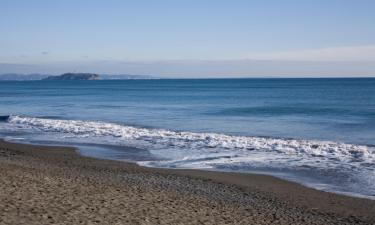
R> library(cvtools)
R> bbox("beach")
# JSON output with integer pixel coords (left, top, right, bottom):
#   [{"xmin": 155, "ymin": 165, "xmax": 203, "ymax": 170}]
[
  {"xmin": 1, "ymin": 1, "xmax": 375, "ymax": 224},
  {"xmin": 2, "ymin": 79, "xmax": 375, "ymax": 198},
  {"xmin": 0, "ymin": 139, "xmax": 374, "ymax": 225}
]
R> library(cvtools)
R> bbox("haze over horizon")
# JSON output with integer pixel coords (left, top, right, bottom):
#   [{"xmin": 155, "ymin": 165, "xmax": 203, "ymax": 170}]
[{"xmin": 1, "ymin": 0, "xmax": 375, "ymax": 77}]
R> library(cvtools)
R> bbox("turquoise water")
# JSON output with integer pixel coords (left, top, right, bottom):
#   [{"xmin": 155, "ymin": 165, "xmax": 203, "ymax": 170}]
[{"xmin": 0, "ymin": 78, "xmax": 375, "ymax": 198}]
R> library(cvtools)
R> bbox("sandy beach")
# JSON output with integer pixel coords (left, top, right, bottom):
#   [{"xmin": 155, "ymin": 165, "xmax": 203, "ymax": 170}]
[{"xmin": 0, "ymin": 139, "xmax": 374, "ymax": 225}]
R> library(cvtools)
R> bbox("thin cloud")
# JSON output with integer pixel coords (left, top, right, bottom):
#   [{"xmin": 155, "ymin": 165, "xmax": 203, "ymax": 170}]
[{"xmin": 246, "ymin": 45, "xmax": 375, "ymax": 62}]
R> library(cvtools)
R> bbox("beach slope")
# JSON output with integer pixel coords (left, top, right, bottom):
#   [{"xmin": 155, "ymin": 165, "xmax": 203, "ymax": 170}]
[{"xmin": 0, "ymin": 140, "xmax": 374, "ymax": 225}]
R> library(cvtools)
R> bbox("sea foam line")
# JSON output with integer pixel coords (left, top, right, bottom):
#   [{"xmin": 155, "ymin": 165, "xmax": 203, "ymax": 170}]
[{"xmin": 7, "ymin": 115, "xmax": 374, "ymax": 163}]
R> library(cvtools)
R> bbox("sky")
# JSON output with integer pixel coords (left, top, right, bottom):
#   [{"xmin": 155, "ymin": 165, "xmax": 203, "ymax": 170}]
[{"xmin": 0, "ymin": 0, "xmax": 374, "ymax": 77}]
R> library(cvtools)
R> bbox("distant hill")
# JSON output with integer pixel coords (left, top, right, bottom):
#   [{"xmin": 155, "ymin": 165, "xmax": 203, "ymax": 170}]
[
  {"xmin": 43, "ymin": 73, "xmax": 100, "ymax": 80},
  {"xmin": 0, "ymin": 73, "xmax": 156, "ymax": 81},
  {"xmin": 0, "ymin": 73, "xmax": 50, "ymax": 80},
  {"xmin": 100, "ymin": 74, "xmax": 155, "ymax": 79}
]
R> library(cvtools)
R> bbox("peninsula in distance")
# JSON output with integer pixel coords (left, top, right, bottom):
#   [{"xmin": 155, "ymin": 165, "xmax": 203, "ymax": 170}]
[
  {"xmin": 0, "ymin": 73, "xmax": 155, "ymax": 80},
  {"xmin": 43, "ymin": 73, "xmax": 100, "ymax": 80}
]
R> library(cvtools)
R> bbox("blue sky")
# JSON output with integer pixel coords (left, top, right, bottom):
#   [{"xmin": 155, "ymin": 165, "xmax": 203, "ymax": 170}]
[{"xmin": 0, "ymin": 0, "xmax": 374, "ymax": 77}]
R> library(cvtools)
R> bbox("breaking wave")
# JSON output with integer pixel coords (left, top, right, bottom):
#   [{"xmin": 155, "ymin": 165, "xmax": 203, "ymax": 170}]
[
  {"xmin": 7, "ymin": 115, "xmax": 374, "ymax": 162},
  {"xmin": 5, "ymin": 115, "xmax": 375, "ymax": 198}
]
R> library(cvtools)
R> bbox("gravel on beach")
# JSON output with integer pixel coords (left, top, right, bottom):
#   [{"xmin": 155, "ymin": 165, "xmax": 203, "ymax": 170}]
[{"xmin": 0, "ymin": 140, "xmax": 374, "ymax": 225}]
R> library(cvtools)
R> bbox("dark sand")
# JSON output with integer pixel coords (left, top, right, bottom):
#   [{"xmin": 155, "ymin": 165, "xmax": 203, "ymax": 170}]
[{"xmin": 0, "ymin": 140, "xmax": 374, "ymax": 225}]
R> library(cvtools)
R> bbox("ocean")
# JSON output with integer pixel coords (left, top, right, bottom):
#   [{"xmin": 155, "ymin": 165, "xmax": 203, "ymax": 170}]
[{"xmin": 0, "ymin": 78, "xmax": 374, "ymax": 198}]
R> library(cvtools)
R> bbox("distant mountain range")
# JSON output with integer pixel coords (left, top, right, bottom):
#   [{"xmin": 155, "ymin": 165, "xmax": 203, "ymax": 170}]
[
  {"xmin": 0, "ymin": 73, "xmax": 50, "ymax": 80},
  {"xmin": 43, "ymin": 73, "xmax": 100, "ymax": 80},
  {"xmin": 0, "ymin": 73, "xmax": 156, "ymax": 80},
  {"xmin": 101, "ymin": 74, "xmax": 156, "ymax": 79}
]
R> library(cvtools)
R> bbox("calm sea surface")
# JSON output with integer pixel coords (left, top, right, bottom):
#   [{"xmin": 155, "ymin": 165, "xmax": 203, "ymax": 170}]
[{"xmin": 1, "ymin": 78, "xmax": 374, "ymax": 198}]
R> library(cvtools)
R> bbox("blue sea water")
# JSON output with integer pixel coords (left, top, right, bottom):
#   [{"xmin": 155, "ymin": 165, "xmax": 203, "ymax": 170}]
[{"xmin": 0, "ymin": 78, "xmax": 374, "ymax": 198}]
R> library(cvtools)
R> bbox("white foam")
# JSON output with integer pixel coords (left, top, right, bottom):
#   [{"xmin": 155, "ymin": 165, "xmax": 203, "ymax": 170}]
[
  {"xmin": 5, "ymin": 115, "xmax": 375, "ymax": 197},
  {"xmin": 8, "ymin": 115, "xmax": 373, "ymax": 162}
]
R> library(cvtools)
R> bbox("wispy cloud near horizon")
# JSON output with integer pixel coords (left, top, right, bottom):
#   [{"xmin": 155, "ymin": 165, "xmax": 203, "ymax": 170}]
[
  {"xmin": 246, "ymin": 45, "xmax": 375, "ymax": 62},
  {"xmin": 1, "ymin": 59, "xmax": 375, "ymax": 78}
]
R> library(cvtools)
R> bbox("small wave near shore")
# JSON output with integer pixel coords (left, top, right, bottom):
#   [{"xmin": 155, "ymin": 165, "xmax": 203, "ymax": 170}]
[{"xmin": 4, "ymin": 115, "xmax": 375, "ymax": 198}]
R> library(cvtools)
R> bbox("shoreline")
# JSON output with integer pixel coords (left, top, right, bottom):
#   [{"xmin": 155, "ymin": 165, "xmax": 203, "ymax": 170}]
[
  {"xmin": 9, "ymin": 137, "xmax": 374, "ymax": 200},
  {"xmin": 1, "ymin": 139, "xmax": 374, "ymax": 224}
]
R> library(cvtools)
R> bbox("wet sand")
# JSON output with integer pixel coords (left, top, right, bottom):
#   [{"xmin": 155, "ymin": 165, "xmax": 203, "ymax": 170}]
[{"xmin": 0, "ymin": 139, "xmax": 374, "ymax": 225}]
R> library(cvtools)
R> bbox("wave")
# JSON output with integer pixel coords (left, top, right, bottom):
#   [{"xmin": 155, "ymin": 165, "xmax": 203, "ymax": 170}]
[
  {"xmin": 5, "ymin": 115, "xmax": 375, "ymax": 198},
  {"xmin": 209, "ymin": 106, "xmax": 375, "ymax": 117},
  {"xmin": 7, "ymin": 115, "xmax": 374, "ymax": 162}
]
